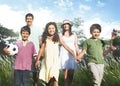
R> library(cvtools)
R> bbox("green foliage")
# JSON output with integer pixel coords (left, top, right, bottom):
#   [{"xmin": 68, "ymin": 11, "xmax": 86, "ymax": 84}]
[
  {"xmin": 1, "ymin": 50, "xmax": 120, "ymax": 86},
  {"xmin": 112, "ymin": 36, "xmax": 120, "ymax": 57},
  {"xmin": 112, "ymin": 36, "xmax": 120, "ymax": 46},
  {"xmin": 103, "ymin": 58, "xmax": 120, "ymax": 86},
  {"xmin": 56, "ymin": 22, "xmax": 62, "ymax": 33},
  {"xmin": 0, "ymin": 55, "xmax": 13, "ymax": 86},
  {"xmin": 58, "ymin": 56, "xmax": 120, "ymax": 86},
  {"xmin": 58, "ymin": 71, "xmax": 65, "ymax": 86},
  {"xmin": 0, "ymin": 24, "xmax": 18, "ymax": 38},
  {"xmin": 72, "ymin": 17, "xmax": 84, "ymax": 28},
  {"xmin": 72, "ymin": 67, "xmax": 93, "ymax": 86}
]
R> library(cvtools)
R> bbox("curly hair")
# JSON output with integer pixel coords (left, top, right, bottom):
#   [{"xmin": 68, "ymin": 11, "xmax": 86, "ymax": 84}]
[{"xmin": 42, "ymin": 22, "xmax": 59, "ymax": 44}]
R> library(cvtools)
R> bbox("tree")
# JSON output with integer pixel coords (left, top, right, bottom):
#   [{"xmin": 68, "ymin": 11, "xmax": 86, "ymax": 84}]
[
  {"xmin": 72, "ymin": 17, "xmax": 84, "ymax": 28},
  {"xmin": 0, "ymin": 24, "xmax": 19, "ymax": 43},
  {"xmin": 56, "ymin": 22, "xmax": 62, "ymax": 33},
  {"xmin": 72, "ymin": 17, "xmax": 87, "ymax": 48}
]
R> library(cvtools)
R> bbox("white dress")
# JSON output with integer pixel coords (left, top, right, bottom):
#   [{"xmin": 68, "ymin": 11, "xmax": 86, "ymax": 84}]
[{"xmin": 59, "ymin": 35, "xmax": 77, "ymax": 70}]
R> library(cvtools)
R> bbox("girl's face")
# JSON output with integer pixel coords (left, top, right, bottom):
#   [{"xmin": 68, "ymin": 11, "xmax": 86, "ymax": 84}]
[
  {"xmin": 63, "ymin": 24, "xmax": 70, "ymax": 31},
  {"xmin": 91, "ymin": 29, "xmax": 100, "ymax": 39},
  {"xmin": 48, "ymin": 25, "xmax": 56, "ymax": 36},
  {"xmin": 21, "ymin": 31, "xmax": 30, "ymax": 41}
]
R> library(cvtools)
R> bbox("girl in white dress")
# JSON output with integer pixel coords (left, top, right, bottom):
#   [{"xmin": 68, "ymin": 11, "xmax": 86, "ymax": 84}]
[
  {"xmin": 59, "ymin": 19, "xmax": 80, "ymax": 86},
  {"xmin": 35, "ymin": 22, "xmax": 76, "ymax": 86}
]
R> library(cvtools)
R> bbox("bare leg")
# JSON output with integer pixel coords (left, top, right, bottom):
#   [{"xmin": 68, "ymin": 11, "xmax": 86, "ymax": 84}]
[
  {"xmin": 68, "ymin": 70, "xmax": 74, "ymax": 85},
  {"xmin": 64, "ymin": 69, "xmax": 74, "ymax": 86},
  {"xmin": 64, "ymin": 70, "xmax": 69, "ymax": 86},
  {"xmin": 46, "ymin": 77, "xmax": 58, "ymax": 86},
  {"xmin": 33, "ymin": 72, "xmax": 39, "ymax": 86},
  {"xmin": 54, "ymin": 80, "xmax": 59, "ymax": 86}
]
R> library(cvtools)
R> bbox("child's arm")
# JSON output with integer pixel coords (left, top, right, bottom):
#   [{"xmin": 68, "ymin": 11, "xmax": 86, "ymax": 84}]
[
  {"xmin": 103, "ymin": 48, "xmax": 111, "ymax": 56},
  {"xmin": 35, "ymin": 43, "xmax": 45, "ymax": 68},
  {"xmin": 77, "ymin": 49, "xmax": 86, "ymax": 61},
  {"xmin": 103, "ymin": 39, "xmax": 115, "ymax": 56},
  {"xmin": 74, "ymin": 33, "xmax": 80, "ymax": 55},
  {"xmin": 110, "ymin": 42, "xmax": 116, "ymax": 51},
  {"xmin": 103, "ymin": 43, "xmax": 114, "ymax": 56}
]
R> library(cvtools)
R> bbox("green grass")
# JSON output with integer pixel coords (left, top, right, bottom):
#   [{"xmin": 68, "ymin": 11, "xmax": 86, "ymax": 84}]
[
  {"xmin": 0, "ymin": 55, "xmax": 13, "ymax": 86},
  {"xmin": 1, "ymin": 54, "xmax": 120, "ymax": 86}
]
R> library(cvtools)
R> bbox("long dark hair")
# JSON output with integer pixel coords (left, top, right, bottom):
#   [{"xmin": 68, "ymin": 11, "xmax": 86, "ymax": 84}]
[{"xmin": 42, "ymin": 22, "xmax": 59, "ymax": 44}]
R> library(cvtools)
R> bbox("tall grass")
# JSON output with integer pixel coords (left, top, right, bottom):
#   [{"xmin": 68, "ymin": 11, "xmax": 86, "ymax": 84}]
[
  {"xmin": 103, "ymin": 57, "xmax": 120, "ymax": 86},
  {"xmin": 0, "ymin": 55, "xmax": 13, "ymax": 86},
  {"xmin": 58, "ymin": 55, "xmax": 120, "ymax": 86},
  {"xmin": 1, "ymin": 54, "xmax": 120, "ymax": 86}
]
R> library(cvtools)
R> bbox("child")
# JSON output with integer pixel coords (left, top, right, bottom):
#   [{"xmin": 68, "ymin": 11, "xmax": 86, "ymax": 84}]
[
  {"xmin": 59, "ymin": 19, "xmax": 80, "ymax": 86},
  {"xmin": 14, "ymin": 25, "xmax": 37, "ymax": 86},
  {"xmin": 35, "ymin": 22, "xmax": 76, "ymax": 86},
  {"xmin": 78, "ymin": 24, "xmax": 110, "ymax": 86}
]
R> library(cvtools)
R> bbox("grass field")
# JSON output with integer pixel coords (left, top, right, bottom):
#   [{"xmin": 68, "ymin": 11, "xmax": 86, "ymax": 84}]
[{"xmin": 0, "ymin": 54, "xmax": 120, "ymax": 86}]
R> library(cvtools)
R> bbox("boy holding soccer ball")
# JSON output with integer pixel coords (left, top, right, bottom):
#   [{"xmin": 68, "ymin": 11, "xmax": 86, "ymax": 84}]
[{"xmin": 14, "ymin": 25, "xmax": 37, "ymax": 86}]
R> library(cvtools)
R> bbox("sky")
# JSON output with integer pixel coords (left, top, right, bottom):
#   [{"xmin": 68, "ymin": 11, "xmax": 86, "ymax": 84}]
[{"xmin": 0, "ymin": 0, "xmax": 120, "ymax": 39}]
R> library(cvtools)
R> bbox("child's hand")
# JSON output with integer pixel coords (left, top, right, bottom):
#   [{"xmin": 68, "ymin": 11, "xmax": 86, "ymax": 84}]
[
  {"xmin": 73, "ymin": 55, "xmax": 77, "ymax": 60},
  {"xmin": 35, "ymin": 60, "xmax": 40, "ymax": 68},
  {"xmin": 76, "ymin": 55, "xmax": 81, "ymax": 62},
  {"xmin": 110, "ymin": 44, "xmax": 116, "ymax": 51},
  {"xmin": 74, "ymin": 55, "xmax": 81, "ymax": 63},
  {"xmin": 3, "ymin": 47, "xmax": 10, "ymax": 55}
]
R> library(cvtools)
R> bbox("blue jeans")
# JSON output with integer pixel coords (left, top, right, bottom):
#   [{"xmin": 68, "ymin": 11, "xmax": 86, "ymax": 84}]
[{"xmin": 14, "ymin": 70, "xmax": 30, "ymax": 86}]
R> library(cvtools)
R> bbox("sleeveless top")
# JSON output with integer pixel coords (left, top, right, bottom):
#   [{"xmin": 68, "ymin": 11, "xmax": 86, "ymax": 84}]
[
  {"xmin": 59, "ymin": 35, "xmax": 77, "ymax": 69},
  {"xmin": 39, "ymin": 39, "xmax": 59, "ymax": 83}
]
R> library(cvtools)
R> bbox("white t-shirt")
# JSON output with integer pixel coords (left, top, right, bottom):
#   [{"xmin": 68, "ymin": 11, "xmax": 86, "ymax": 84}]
[{"xmin": 29, "ymin": 25, "xmax": 41, "ymax": 53}]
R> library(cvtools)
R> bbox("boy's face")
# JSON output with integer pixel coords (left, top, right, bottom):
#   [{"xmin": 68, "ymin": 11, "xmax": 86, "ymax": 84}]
[
  {"xmin": 21, "ymin": 31, "xmax": 30, "ymax": 41},
  {"xmin": 48, "ymin": 25, "xmax": 56, "ymax": 36},
  {"xmin": 91, "ymin": 29, "xmax": 100, "ymax": 39},
  {"xmin": 25, "ymin": 16, "xmax": 33, "ymax": 27}
]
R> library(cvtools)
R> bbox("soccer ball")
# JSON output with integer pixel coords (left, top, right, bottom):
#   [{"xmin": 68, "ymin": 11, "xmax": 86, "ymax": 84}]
[{"xmin": 7, "ymin": 44, "xmax": 18, "ymax": 56}]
